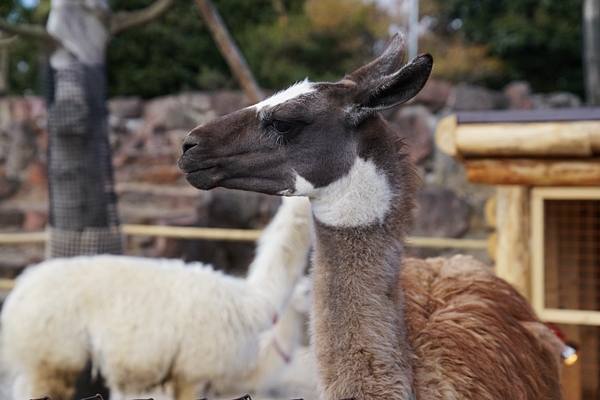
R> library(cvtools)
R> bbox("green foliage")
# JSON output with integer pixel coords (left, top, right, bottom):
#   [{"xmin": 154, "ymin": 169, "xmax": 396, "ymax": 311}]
[
  {"xmin": 2, "ymin": 0, "xmax": 47, "ymax": 96},
  {"xmin": 107, "ymin": 0, "xmax": 384, "ymax": 97},
  {"xmin": 430, "ymin": 0, "xmax": 584, "ymax": 94}
]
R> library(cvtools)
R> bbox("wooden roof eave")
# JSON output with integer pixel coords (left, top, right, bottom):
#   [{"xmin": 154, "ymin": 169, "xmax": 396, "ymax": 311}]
[{"xmin": 434, "ymin": 108, "xmax": 600, "ymax": 186}]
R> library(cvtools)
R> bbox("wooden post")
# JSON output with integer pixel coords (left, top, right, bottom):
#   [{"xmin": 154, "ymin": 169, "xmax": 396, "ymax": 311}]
[
  {"xmin": 195, "ymin": 0, "xmax": 264, "ymax": 104},
  {"xmin": 495, "ymin": 185, "xmax": 531, "ymax": 299}
]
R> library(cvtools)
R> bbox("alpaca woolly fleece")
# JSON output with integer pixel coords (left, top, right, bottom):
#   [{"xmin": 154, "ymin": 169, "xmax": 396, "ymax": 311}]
[{"xmin": 1, "ymin": 196, "xmax": 313, "ymax": 400}]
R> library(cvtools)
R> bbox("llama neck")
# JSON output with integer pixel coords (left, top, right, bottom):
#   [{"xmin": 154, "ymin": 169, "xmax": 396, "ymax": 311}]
[{"xmin": 310, "ymin": 197, "xmax": 414, "ymax": 400}]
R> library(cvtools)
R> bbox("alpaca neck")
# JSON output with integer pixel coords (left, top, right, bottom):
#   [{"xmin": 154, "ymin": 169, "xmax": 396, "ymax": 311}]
[
  {"xmin": 244, "ymin": 197, "xmax": 312, "ymax": 333},
  {"xmin": 310, "ymin": 195, "xmax": 413, "ymax": 400}
]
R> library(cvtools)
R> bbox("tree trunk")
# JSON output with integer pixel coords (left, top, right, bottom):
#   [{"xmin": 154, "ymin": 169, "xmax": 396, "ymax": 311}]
[
  {"xmin": 45, "ymin": 0, "xmax": 123, "ymax": 258},
  {"xmin": 584, "ymin": 0, "xmax": 600, "ymax": 105}
]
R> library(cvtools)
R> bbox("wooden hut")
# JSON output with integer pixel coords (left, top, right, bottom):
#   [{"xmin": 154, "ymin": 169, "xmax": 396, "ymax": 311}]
[{"xmin": 436, "ymin": 107, "xmax": 600, "ymax": 400}]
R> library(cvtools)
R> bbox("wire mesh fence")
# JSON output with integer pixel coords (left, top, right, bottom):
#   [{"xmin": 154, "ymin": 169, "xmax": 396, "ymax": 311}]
[
  {"xmin": 544, "ymin": 198, "xmax": 600, "ymax": 399},
  {"xmin": 46, "ymin": 65, "xmax": 123, "ymax": 257}
]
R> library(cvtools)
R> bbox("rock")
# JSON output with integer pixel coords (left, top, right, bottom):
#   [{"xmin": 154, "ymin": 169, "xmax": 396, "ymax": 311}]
[
  {"xmin": 157, "ymin": 188, "xmax": 282, "ymax": 273},
  {"xmin": 412, "ymin": 186, "xmax": 471, "ymax": 238},
  {"xmin": 411, "ymin": 79, "xmax": 453, "ymax": 111},
  {"xmin": 23, "ymin": 210, "xmax": 47, "ymax": 231},
  {"xmin": 0, "ymin": 207, "xmax": 24, "ymax": 226},
  {"xmin": 390, "ymin": 105, "xmax": 434, "ymax": 163},
  {"xmin": 447, "ymin": 83, "xmax": 509, "ymax": 111},
  {"xmin": 27, "ymin": 161, "xmax": 48, "ymax": 187},
  {"xmin": 143, "ymin": 95, "xmax": 190, "ymax": 133},
  {"xmin": 503, "ymin": 81, "xmax": 533, "ymax": 110},
  {"xmin": 108, "ymin": 96, "xmax": 143, "ymax": 119},
  {"xmin": 210, "ymin": 90, "xmax": 252, "ymax": 116},
  {"xmin": 531, "ymin": 92, "xmax": 583, "ymax": 109},
  {"xmin": 0, "ymin": 174, "xmax": 19, "ymax": 200}
]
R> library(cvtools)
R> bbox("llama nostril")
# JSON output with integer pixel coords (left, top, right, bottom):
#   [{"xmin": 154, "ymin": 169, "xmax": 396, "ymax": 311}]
[
  {"xmin": 182, "ymin": 133, "xmax": 201, "ymax": 154},
  {"xmin": 182, "ymin": 142, "xmax": 197, "ymax": 154}
]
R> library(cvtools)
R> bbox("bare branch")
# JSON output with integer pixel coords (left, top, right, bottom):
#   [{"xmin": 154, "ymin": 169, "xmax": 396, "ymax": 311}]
[
  {"xmin": 195, "ymin": 0, "xmax": 264, "ymax": 103},
  {"xmin": 0, "ymin": 35, "xmax": 20, "ymax": 47},
  {"xmin": 110, "ymin": 0, "xmax": 176, "ymax": 35},
  {"xmin": 0, "ymin": 18, "xmax": 55, "ymax": 43}
]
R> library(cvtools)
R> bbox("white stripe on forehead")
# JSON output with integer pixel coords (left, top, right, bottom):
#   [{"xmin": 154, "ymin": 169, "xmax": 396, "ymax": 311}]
[{"xmin": 253, "ymin": 79, "xmax": 315, "ymax": 111}]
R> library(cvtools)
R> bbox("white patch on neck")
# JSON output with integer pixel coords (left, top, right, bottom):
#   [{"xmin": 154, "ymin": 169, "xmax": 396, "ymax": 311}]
[
  {"xmin": 253, "ymin": 79, "xmax": 315, "ymax": 111},
  {"xmin": 292, "ymin": 158, "xmax": 392, "ymax": 228}
]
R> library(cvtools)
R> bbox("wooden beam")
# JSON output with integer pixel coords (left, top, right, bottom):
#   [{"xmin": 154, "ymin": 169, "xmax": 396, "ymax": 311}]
[
  {"xmin": 456, "ymin": 121, "xmax": 600, "ymax": 157},
  {"xmin": 434, "ymin": 114, "xmax": 458, "ymax": 158},
  {"xmin": 465, "ymin": 159, "xmax": 600, "ymax": 186},
  {"xmin": 495, "ymin": 186, "xmax": 531, "ymax": 299}
]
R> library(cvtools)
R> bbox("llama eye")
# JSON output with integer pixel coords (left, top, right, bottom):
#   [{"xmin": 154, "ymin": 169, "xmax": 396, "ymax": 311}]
[{"xmin": 271, "ymin": 120, "xmax": 294, "ymax": 134}]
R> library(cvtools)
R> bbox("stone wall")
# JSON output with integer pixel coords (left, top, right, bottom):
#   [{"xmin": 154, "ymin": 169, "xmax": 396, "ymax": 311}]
[{"xmin": 0, "ymin": 80, "xmax": 583, "ymax": 275}]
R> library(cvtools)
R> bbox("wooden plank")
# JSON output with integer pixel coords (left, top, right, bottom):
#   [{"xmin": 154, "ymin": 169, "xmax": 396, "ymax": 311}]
[
  {"xmin": 495, "ymin": 186, "xmax": 530, "ymax": 299},
  {"xmin": 406, "ymin": 236, "xmax": 487, "ymax": 249},
  {"xmin": 465, "ymin": 159, "xmax": 600, "ymax": 186},
  {"xmin": 0, "ymin": 231, "xmax": 47, "ymax": 244},
  {"xmin": 456, "ymin": 107, "xmax": 600, "ymax": 124},
  {"xmin": 561, "ymin": 322, "xmax": 583, "ymax": 400},
  {"xmin": 531, "ymin": 187, "xmax": 600, "ymax": 200},
  {"xmin": 122, "ymin": 224, "xmax": 263, "ymax": 241},
  {"xmin": 530, "ymin": 189, "xmax": 546, "ymax": 313},
  {"xmin": 540, "ymin": 309, "xmax": 600, "ymax": 326}
]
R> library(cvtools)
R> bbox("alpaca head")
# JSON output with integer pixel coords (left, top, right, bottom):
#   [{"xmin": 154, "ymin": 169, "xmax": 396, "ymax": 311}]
[{"xmin": 179, "ymin": 34, "xmax": 432, "ymax": 227}]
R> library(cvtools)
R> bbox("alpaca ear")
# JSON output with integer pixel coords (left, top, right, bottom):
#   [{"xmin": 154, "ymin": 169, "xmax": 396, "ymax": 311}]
[
  {"xmin": 344, "ymin": 34, "xmax": 407, "ymax": 84},
  {"xmin": 357, "ymin": 53, "xmax": 433, "ymax": 113}
]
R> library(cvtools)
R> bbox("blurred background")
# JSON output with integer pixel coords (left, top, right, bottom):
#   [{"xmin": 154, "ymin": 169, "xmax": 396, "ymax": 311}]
[
  {"xmin": 0, "ymin": 0, "xmax": 598, "ymax": 399},
  {"xmin": 0, "ymin": 0, "xmax": 590, "ymax": 98}
]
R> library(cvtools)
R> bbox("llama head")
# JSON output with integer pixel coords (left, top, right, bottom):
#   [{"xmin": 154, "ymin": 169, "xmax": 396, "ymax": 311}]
[{"xmin": 179, "ymin": 34, "xmax": 432, "ymax": 226}]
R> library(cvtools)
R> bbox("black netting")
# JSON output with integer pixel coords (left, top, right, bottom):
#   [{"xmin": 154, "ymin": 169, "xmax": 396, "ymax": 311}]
[{"xmin": 46, "ymin": 65, "xmax": 123, "ymax": 257}]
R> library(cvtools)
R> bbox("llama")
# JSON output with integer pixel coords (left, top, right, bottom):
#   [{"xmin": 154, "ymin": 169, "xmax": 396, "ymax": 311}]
[
  {"xmin": 178, "ymin": 33, "xmax": 564, "ymax": 400},
  {"xmin": 208, "ymin": 276, "xmax": 313, "ymax": 398},
  {"xmin": 1, "ymin": 196, "xmax": 312, "ymax": 400}
]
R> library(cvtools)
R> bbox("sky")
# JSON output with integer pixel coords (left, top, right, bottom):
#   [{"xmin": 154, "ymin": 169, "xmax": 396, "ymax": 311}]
[{"xmin": 20, "ymin": 0, "xmax": 40, "ymax": 9}]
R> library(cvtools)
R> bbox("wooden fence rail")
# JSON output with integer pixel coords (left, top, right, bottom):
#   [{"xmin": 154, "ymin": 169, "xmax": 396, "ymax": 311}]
[
  {"xmin": 0, "ymin": 225, "xmax": 488, "ymax": 248},
  {"xmin": 0, "ymin": 226, "xmax": 488, "ymax": 292}
]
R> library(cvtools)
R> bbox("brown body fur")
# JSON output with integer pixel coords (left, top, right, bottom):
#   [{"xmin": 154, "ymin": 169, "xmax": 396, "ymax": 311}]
[{"xmin": 404, "ymin": 256, "xmax": 564, "ymax": 400}]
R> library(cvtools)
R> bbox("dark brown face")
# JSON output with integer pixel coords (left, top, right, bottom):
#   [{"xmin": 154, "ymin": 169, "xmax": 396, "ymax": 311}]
[
  {"xmin": 178, "ymin": 83, "xmax": 359, "ymax": 196},
  {"xmin": 178, "ymin": 35, "xmax": 433, "ymax": 200}
]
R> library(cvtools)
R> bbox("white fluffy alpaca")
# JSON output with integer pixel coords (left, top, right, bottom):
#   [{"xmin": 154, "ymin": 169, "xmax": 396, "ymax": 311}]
[
  {"xmin": 209, "ymin": 275, "xmax": 314, "ymax": 398},
  {"xmin": 1, "ymin": 197, "xmax": 313, "ymax": 400}
]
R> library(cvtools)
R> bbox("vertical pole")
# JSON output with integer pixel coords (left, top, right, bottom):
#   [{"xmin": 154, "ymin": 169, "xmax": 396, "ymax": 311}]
[
  {"xmin": 584, "ymin": 0, "xmax": 600, "ymax": 105},
  {"xmin": 408, "ymin": 0, "xmax": 419, "ymax": 60}
]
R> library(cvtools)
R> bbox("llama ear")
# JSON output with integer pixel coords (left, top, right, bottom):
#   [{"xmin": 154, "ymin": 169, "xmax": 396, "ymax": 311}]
[
  {"xmin": 344, "ymin": 34, "xmax": 407, "ymax": 84},
  {"xmin": 356, "ymin": 53, "xmax": 433, "ymax": 113}
]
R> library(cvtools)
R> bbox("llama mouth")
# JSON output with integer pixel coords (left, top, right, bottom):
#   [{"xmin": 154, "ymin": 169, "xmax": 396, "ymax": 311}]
[
  {"xmin": 181, "ymin": 165, "xmax": 217, "ymax": 174},
  {"xmin": 183, "ymin": 165, "xmax": 222, "ymax": 190}
]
